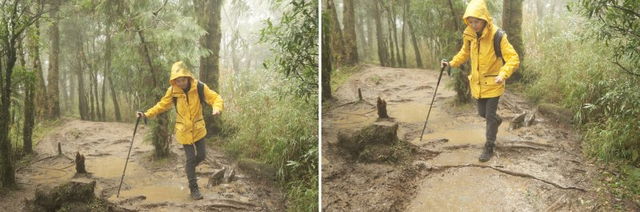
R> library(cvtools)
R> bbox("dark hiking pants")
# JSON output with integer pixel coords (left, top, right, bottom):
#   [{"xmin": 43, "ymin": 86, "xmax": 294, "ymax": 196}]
[
  {"xmin": 184, "ymin": 139, "xmax": 206, "ymax": 189},
  {"xmin": 477, "ymin": 97, "xmax": 500, "ymax": 147}
]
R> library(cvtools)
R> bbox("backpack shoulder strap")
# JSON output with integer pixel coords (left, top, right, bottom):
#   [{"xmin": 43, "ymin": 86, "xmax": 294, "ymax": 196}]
[
  {"xmin": 172, "ymin": 87, "xmax": 177, "ymax": 109},
  {"xmin": 197, "ymin": 81, "xmax": 205, "ymax": 109},
  {"xmin": 494, "ymin": 28, "xmax": 505, "ymax": 64}
]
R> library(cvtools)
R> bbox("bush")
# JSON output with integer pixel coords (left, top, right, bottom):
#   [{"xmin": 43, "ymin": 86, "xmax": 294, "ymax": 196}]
[
  {"xmin": 220, "ymin": 68, "xmax": 318, "ymax": 212},
  {"xmin": 523, "ymin": 4, "xmax": 640, "ymax": 164}
]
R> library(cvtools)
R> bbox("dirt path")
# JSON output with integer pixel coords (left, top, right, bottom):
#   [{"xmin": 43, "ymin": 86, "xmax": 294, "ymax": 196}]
[
  {"xmin": 0, "ymin": 119, "xmax": 284, "ymax": 211},
  {"xmin": 322, "ymin": 65, "xmax": 602, "ymax": 211}
]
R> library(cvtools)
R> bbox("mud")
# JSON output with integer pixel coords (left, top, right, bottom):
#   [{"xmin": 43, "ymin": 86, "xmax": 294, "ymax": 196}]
[
  {"xmin": 322, "ymin": 65, "xmax": 605, "ymax": 211},
  {"xmin": 0, "ymin": 120, "xmax": 284, "ymax": 211}
]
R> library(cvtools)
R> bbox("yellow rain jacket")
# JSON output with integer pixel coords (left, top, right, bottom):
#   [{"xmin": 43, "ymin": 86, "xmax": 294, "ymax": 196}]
[
  {"xmin": 449, "ymin": 0, "xmax": 520, "ymax": 99},
  {"xmin": 144, "ymin": 61, "xmax": 224, "ymax": 145}
]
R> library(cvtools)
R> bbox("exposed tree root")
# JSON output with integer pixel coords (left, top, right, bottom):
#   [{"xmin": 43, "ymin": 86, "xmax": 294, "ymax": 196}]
[{"xmin": 433, "ymin": 164, "xmax": 587, "ymax": 192}]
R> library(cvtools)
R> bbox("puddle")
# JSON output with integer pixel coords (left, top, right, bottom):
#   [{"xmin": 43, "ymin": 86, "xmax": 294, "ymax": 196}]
[
  {"xmin": 86, "ymin": 157, "xmax": 144, "ymax": 179},
  {"xmin": 111, "ymin": 184, "xmax": 190, "ymax": 203},
  {"xmin": 331, "ymin": 109, "xmax": 377, "ymax": 129},
  {"xmin": 387, "ymin": 102, "xmax": 448, "ymax": 124},
  {"xmin": 406, "ymin": 167, "xmax": 535, "ymax": 212},
  {"xmin": 416, "ymin": 125, "xmax": 486, "ymax": 145}
]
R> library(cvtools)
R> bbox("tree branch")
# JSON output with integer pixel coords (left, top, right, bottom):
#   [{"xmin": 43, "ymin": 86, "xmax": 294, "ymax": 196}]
[
  {"xmin": 613, "ymin": 60, "xmax": 640, "ymax": 77},
  {"xmin": 153, "ymin": 0, "xmax": 168, "ymax": 16}
]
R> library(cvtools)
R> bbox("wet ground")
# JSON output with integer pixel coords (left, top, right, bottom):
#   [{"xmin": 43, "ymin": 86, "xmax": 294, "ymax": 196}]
[
  {"xmin": 322, "ymin": 65, "xmax": 603, "ymax": 211},
  {"xmin": 0, "ymin": 120, "xmax": 284, "ymax": 211}
]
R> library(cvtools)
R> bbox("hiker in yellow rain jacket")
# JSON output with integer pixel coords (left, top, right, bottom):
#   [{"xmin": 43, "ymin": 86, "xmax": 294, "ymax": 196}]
[
  {"xmin": 442, "ymin": 0, "xmax": 520, "ymax": 162},
  {"xmin": 136, "ymin": 61, "xmax": 223, "ymax": 200}
]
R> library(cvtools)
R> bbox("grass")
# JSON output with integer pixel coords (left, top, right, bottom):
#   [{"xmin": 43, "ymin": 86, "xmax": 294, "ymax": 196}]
[
  {"xmin": 219, "ymin": 68, "xmax": 318, "ymax": 212},
  {"xmin": 522, "ymin": 9, "xmax": 640, "ymax": 209}
]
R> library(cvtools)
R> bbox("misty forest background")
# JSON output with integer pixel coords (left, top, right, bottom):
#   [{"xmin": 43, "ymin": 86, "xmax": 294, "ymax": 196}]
[
  {"xmin": 322, "ymin": 0, "xmax": 640, "ymax": 206},
  {"xmin": 0, "ymin": 0, "xmax": 318, "ymax": 211}
]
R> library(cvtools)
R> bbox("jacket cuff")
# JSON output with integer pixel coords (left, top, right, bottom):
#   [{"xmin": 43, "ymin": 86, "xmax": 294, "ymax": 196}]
[{"xmin": 498, "ymin": 70, "xmax": 509, "ymax": 80}]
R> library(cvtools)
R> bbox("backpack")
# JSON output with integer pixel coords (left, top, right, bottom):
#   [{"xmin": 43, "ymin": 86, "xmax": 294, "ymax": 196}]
[
  {"xmin": 494, "ymin": 28, "xmax": 505, "ymax": 64},
  {"xmin": 172, "ymin": 81, "xmax": 207, "ymax": 115}
]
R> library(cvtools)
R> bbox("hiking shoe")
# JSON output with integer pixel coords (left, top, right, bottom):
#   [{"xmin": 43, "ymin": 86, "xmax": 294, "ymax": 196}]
[
  {"xmin": 478, "ymin": 145, "xmax": 494, "ymax": 162},
  {"xmin": 190, "ymin": 187, "xmax": 203, "ymax": 200}
]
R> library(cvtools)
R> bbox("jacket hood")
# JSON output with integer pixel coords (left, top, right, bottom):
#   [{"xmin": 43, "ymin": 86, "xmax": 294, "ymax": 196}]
[
  {"xmin": 170, "ymin": 61, "xmax": 196, "ymax": 87},
  {"xmin": 462, "ymin": 0, "xmax": 493, "ymax": 36}
]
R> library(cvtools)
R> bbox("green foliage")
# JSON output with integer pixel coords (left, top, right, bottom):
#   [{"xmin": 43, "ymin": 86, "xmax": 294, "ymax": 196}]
[
  {"xmin": 221, "ymin": 68, "xmax": 318, "ymax": 212},
  {"xmin": 570, "ymin": 0, "xmax": 640, "ymax": 76},
  {"xmin": 260, "ymin": 0, "xmax": 319, "ymax": 101},
  {"xmin": 524, "ymin": 2, "xmax": 640, "ymax": 165}
]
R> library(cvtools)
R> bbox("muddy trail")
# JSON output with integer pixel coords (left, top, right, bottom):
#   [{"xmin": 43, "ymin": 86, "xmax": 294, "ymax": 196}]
[
  {"xmin": 0, "ymin": 119, "xmax": 284, "ymax": 211},
  {"xmin": 322, "ymin": 65, "xmax": 604, "ymax": 211}
]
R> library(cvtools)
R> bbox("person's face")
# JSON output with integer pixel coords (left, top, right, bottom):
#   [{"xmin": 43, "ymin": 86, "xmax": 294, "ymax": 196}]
[
  {"xmin": 467, "ymin": 17, "xmax": 486, "ymax": 33},
  {"xmin": 175, "ymin": 77, "xmax": 190, "ymax": 89}
]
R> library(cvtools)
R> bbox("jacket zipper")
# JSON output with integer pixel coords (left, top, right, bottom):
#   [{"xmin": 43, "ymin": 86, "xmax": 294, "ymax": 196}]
[{"xmin": 477, "ymin": 36, "xmax": 481, "ymax": 98}]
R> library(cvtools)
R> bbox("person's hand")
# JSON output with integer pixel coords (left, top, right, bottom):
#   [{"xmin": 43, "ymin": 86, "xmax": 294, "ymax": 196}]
[
  {"xmin": 441, "ymin": 59, "xmax": 450, "ymax": 68},
  {"xmin": 495, "ymin": 76, "xmax": 504, "ymax": 84},
  {"xmin": 136, "ymin": 111, "xmax": 145, "ymax": 118},
  {"xmin": 211, "ymin": 109, "xmax": 221, "ymax": 116}
]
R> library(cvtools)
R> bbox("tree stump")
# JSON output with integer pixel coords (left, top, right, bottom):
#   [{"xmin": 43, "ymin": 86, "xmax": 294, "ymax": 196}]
[
  {"xmin": 377, "ymin": 97, "xmax": 389, "ymax": 118},
  {"xmin": 24, "ymin": 181, "xmax": 129, "ymax": 212},
  {"xmin": 337, "ymin": 122, "xmax": 413, "ymax": 163},
  {"xmin": 358, "ymin": 88, "xmax": 363, "ymax": 101},
  {"xmin": 75, "ymin": 152, "xmax": 87, "ymax": 174},
  {"xmin": 509, "ymin": 112, "xmax": 527, "ymax": 131},
  {"xmin": 58, "ymin": 142, "xmax": 62, "ymax": 155}
]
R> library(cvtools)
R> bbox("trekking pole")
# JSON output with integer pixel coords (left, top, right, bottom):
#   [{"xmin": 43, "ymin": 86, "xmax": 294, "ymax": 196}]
[
  {"xmin": 419, "ymin": 61, "xmax": 450, "ymax": 141},
  {"xmin": 117, "ymin": 113, "xmax": 145, "ymax": 198}
]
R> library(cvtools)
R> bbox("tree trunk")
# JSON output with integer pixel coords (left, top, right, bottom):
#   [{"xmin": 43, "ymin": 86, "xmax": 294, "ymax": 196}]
[
  {"xmin": 24, "ymin": 22, "xmax": 41, "ymax": 154},
  {"xmin": 104, "ymin": 23, "xmax": 121, "ymax": 122},
  {"xmin": 355, "ymin": 2, "xmax": 368, "ymax": 61},
  {"xmin": 23, "ymin": 75, "xmax": 34, "ymax": 154},
  {"xmin": 47, "ymin": 3, "xmax": 61, "ymax": 119},
  {"xmin": 407, "ymin": 19, "xmax": 422, "ymax": 68},
  {"xmin": 386, "ymin": 10, "xmax": 395, "ymax": 67},
  {"xmin": 1, "ymin": 21, "xmax": 20, "ymax": 189},
  {"xmin": 401, "ymin": 0, "xmax": 408, "ymax": 67},
  {"xmin": 387, "ymin": 3, "xmax": 402, "ymax": 67},
  {"xmin": 373, "ymin": 0, "xmax": 389, "ymax": 66},
  {"xmin": 362, "ymin": 11, "xmax": 376, "ymax": 57},
  {"xmin": 328, "ymin": 0, "xmax": 345, "ymax": 67},
  {"xmin": 32, "ymin": 20, "xmax": 46, "ymax": 120},
  {"xmin": 502, "ymin": 0, "xmax": 524, "ymax": 83},
  {"xmin": 76, "ymin": 39, "xmax": 89, "ymax": 120},
  {"xmin": 342, "ymin": 0, "xmax": 359, "ymax": 66},
  {"xmin": 322, "ymin": 0, "xmax": 333, "ymax": 101},
  {"xmin": 88, "ymin": 58, "xmax": 95, "ymax": 121},
  {"xmin": 194, "ymin": 0, "xmax": 223, "ymax": 137},
  {"xmin": 137, "ymin": 27, "xmax": 170, "ymax": 158}
]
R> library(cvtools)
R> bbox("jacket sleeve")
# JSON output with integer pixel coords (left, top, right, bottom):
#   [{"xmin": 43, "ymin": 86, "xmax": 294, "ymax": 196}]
[
  {"xmin": 449, "ymin": 36, "xmax": 471, "ymax": 68},
  {"xmin": 204, "ymin": 84, "xmax": 224, "ymax": 112},
  {"xmin": 144, "ymin": 87, "xmax": 174, "ymax": 118},
  {"xmin": 498, "ymin": 33, "xmax": 520, "ymax": 80}
]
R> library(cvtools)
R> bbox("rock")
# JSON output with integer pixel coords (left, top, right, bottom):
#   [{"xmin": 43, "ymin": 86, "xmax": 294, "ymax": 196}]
[
  {"xmin": 509, "ymin": 112, "xmax": 527, "ymax": 131},
  {"xmin": 238, "ymin": 159, "xmax": 277, "ymax": 181},
  {"xmin": 524, "ymin": 111, "xmax": 536, "ymax": 127},
  {"xmin": 224, "ymin": 168, "xmax": 236, "ymax": 183},
  {"xmin": 538, "ymin": 103, "xmax": 573, "ymax": 126},
  {"xmin": 208, "ymin": 167, "xmax": 226, "ymax": 187}
]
